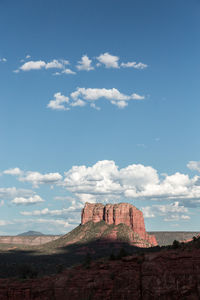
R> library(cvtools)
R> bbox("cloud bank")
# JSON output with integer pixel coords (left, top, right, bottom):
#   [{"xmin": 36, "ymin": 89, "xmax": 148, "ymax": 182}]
[
  {"xmin": 15, "ymin": 52, "xmax": 147, "ymax": 74},
  {"xmin": 47, "ymin": 88, "xmax": 145, "ymax": 111},
  {"xmin": 62, "ymin": 160, "xmax": 200, "ymax": 205}
]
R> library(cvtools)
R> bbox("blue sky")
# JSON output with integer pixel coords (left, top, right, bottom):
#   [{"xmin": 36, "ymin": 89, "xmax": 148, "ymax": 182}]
[{"xmin": 0, "ymin": 0, "xmax": 200, "ymax": 234}]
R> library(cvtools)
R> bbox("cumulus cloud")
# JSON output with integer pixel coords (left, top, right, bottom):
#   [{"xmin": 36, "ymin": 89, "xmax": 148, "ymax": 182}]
[
  {"xmin": 96, "ymin": 52, "xmax": 119, "ymax": 68},
  {"xmin": 141, "ymin": 202, "xmax": 189, "ymax": 221},
  {"xmin": 20, "ymin": 204, "xmax": 83, "ymax": 217},
  {"xmin": 96, "ymin": 53, "xmax": 147, "ymax": 70},
  {"xmin": 19, "ymin": 59, "xmax": 70, "ymax": 72},
  {"xmin": 70, "ymin": 99, "xmax": 86, "ymax": 107},
  {"xmin": 47, "ymin": 92, "xmax": 70, "ymax": 111},
  {"xmin": 61, "ymin": 160, "xmax": 200, "ymax": 206},
  {"xmin": 62, "ymin": 68, "xmax": 76, "ymax": 75},
  {"xmin": 121, "ymin": 62, "xmax": 148, "ymax": 69},
  {"xmin": 3, "ymin": 167, "xmax": 62, "ymax": 188},
  {"xmin": 3, "ymin": 167, "xmax": 22, "ymax": 175},
  {"xmin": 19, "ymin": 171, "xmax": 62, "ymax": 188},
  {"xmin": 164, "ymin": 214, "xmax": 190, "ymax": 222},
  {"xmin": 76, "ymin": 55, "xmax": 94, "ymax": 71},
  {"xmin": 187, "ymin": 161, "xmax": 200, "ymax": 172},
  {"xmin": 45, "ymin": 59, "xmax": 64, "ymax": 69},
  {"xmin": 47, "ymin": 88, "xmax": 145, "ymax": 111},
  {"xmin": 0, "ymin": 187, "xmax": 34, "ymax": 200},
  {"xmin": 30, "ymin": 218, "xmax": 72, "ymax": 228},
  {"xmin": 20, "ymin": 60, "xmax": 46, "ymax": 71},
  {"xmin": 16, "ymin": 53, "xmax": 147, "ymax": 74},
  {"xmin": 11, "ymin": 195, "xmax": 44, "ymax": 205}
]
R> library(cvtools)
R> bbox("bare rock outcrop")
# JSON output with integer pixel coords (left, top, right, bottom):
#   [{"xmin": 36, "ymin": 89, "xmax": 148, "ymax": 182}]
[{"xmin": 81, "ymin": 202, "xmax": 157, "ymax": 247}]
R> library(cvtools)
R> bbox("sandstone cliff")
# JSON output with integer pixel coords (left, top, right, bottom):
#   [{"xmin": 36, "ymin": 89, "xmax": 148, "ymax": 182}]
[{"xmin": 81, "ymin": 202, "xmax": 157, "ymax": 247}]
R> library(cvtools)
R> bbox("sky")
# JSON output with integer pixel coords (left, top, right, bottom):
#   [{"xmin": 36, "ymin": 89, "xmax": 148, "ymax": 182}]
[{"xmin": 0, "ymin": 0, "xmax": 200, "ymax": 235}]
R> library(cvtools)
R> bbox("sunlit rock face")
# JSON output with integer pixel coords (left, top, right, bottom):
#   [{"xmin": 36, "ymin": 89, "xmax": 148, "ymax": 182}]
[{"xmin": 81, "ymin": 202, "xmax": 157, "ymax": 247}]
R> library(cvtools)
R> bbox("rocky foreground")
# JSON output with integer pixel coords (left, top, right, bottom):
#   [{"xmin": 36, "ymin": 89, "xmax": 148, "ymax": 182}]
[
  {"xmin": 0, "ymin": 202, "xmax": 199, "ymax": 299},
  {"xmin": 1, "ymin": 247, "xmax": 200, "ymax": 299}
]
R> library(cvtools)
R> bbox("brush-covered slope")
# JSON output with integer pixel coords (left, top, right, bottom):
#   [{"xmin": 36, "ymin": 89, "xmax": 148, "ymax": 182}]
[{"xmin": 39, "ymin": 220, "xmax": 155, "ymax": 254}]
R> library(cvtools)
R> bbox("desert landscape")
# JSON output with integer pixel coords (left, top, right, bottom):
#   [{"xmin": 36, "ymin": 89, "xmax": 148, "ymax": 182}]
[
  {"xmin": 0, "ymin": 1, "xmax": 199, "ymax": 299},
  {"xmin": 0, "ymin": 203, "xmax": 199, "ymax": 299}
]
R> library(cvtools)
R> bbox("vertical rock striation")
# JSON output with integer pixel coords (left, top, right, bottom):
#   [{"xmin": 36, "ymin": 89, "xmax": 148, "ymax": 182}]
[{"xmin": 81, "ymin": 202, "xmax": 157, "ymax": 247}]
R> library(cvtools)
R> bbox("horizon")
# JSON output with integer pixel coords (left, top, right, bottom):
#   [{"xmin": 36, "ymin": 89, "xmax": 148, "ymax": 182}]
[{"xmin": 0, "ymin": 0, "xmax": 200, "ymax": 235}]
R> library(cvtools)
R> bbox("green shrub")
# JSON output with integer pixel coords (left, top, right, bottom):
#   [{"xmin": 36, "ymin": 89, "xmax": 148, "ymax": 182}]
[
  {"xmin": 18, "ymin": 264, "xmax": 38, "ymax": 279},
  {"xmin": 109, "ymin": 252, "xmax": 116, "ymax": 261},
  {"xmin": 172, "ymin": 240, "xmax": 181, "ymax": 249},
  {"xmin": 83, "ymin": 253, "xmax": 92, "ymax": 269},
  {"xmin": 117, "ymin": 248, "xmax": 127, "ymax": 259}
]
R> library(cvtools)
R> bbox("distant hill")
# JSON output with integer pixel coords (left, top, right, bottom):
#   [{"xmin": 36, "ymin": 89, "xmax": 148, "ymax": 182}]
[
  {"xmin": 17, "ymin": 231, "xmax": 45, "ymax": 236},
  {"xmin": 148, "ymin": 231, "xmax": 200, "ymax": 246}
]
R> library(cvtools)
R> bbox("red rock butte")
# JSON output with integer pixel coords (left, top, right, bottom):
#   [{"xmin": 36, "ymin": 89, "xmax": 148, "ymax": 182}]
[{"xmin": 81, "ymin": 202, "xmax": 157, "ymax": 247}]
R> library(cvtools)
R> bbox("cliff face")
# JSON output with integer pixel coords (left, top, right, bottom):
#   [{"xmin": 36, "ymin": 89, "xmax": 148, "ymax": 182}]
[{"xmin": 81, "ymin": 202, "xmax": 157, "ymax": 247}]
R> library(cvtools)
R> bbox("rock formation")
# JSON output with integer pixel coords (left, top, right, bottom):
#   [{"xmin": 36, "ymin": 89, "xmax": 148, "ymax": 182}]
[{"xmin": 81, "ymin": 202, "xmax": 157, "ymax": 247}]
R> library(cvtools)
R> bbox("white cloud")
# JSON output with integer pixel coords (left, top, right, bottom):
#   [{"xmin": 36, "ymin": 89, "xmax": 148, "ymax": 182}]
[
  {"xmin": 187, "ymin": 161, "xmax": 200, "ymax": 172},
  {"xmin": 76, "ymin": 55, "xmax": 94, "ymax": 71},
  {"xmin": 19, "ymin": 171, "xmax": 62, "ymax": 187},
  {"xmin": 90, "ymin": 103, "xmax": 100, "ymax": 110},
  {"xmin": 0, "ymin": 220, "xmax": 13, "ymax": 226},
  {"xmin": 47, "ymin": 92, "xmax": 70, "ymax": 111},
  {"xmin": 32, "ymin": 218, "xmax": 71, "ymax": 228},
  {"xmin": 61, "ymin": 160, "xmax": 200, "ymax": 205},
  {"xmin": 70, "ymin": 99, "xmax": 86, "ymax": 107},
  {"xmin": 62, "ymin": 68, "xmax": 76, "ymax": 75},
  {"xmin": 26, "ymin": 54, "xmax": 31, "ymax": 59},
  {"xmin": 3, "ymin": 167, "xmax": 62, "ymax": 188},
  {"xmin": 96, "ymin": 52, "xmax": 119, "ymax": 68},
  {"xmin": 96, "ymin": 53, "xmax": 147, "ymax": 70},
  {"xmin": 0, "ymin": 58, "xmax": 7, "ymax": 62},
  {"xmin": 47, "ymin": 88, "xmax": 144, "ymax": 111},
  {"xmin": 71, "ymin": 87, "xmax": 144, "ymax": 108},
  {"xmin": 142, "ymin": 202, "xmax": 188, "ymax": 219},
  {"xmin": 20, "ymin": 60, "xmax": 46, "ymax": 71},
  {"xmin": 15, "ymin": 218, "xmax": 72, "ymax": 229},
  {"xmin": 11, "ymin": 195, "xmax": 44, "ymax": 205},
  {"xmin": 20, "ymin": 203, "xmax": 83, "ymax": 217},
  {"xmin": 141, "ymin": 206, "xmax": 155, "ymax": 218},
  {"xmin": 164, "ymin": 214, "xmax": 190, "ymax": 222},
  {"xmin": 121, "ymin": 62, "xmax": 148, "ymax": 69},
  {"xmin": 19, "ymin": 59, "xmax": 70, "ymax": 72},
  {"xmin": 45, "ymin": 59, "xmax": 64, "ymax": 69},
  {"xmin": 0, "ymin": 187, "xmax": 34, "ymax": 200},
  {"xmin": 3, "ymin": 167, "xmax": 22, "ymax": 175}
]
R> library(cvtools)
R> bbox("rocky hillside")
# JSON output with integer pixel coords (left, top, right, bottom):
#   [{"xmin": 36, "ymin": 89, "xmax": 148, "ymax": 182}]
[{"xmin": 1, "ymin": 240, "xmax": 200, "ymax": 299}]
